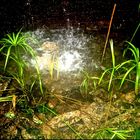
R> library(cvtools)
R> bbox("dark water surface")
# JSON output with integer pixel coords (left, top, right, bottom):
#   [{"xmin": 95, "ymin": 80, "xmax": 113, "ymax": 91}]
[{"xmin": 0, "ymin": 0, "xmax": 139, "ymax": 33}]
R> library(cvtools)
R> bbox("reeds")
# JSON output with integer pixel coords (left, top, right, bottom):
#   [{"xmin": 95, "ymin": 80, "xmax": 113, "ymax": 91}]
[
  {"xmin": 118, "ymin": 41, "xmax": 140, "ymax": 94},
  {"xmin": 99, "ymin": 39, "xmax": 119, "ymax": 91},
  {"xmin": 48, "ymin": 53, "xmax": 60, "ymax": 80}
]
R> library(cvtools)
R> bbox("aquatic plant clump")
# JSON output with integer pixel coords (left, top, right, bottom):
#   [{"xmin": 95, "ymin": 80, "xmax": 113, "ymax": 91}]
[
  {"xmin": 0, "ymin": 30, "xmax": 43, "ymax": 94},
  {"xmin": 118, "ymin": 41, "xmax": 140, "ymax": 94}
]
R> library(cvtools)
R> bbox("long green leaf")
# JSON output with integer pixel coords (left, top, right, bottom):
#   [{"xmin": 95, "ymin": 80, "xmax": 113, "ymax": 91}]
[
  {"xmin": 4, "ymin": 45, "xmax": 12, "ymax": 70},
  {"xmin": 110, "ymin": 39, "xmax": 115, "ymax": 67},
  {"xmin": 120, "ymin": 65, "xmax": 136, "ymax": 88},
  {"xmin": 98, "ymin": 68, "xmax": 112, "ymax": 85},
  {"xmin": 7, "ymin": 34, "xmax": 15, "ymax": 44},
  {"xmin": 0, "ymin": 45, "xmax": 6, "ymax": 52},
  {"xmin": 126, "ymin": 41, "xmax": 138, "ymax": 53},
  {"xmin": 135, "ymin": 62, "xmax": 140, "ymax": 94},
  {"xmin": 2, "ymin": 38, "xmax": 12, "ymax": 45},
  {"xmin": 116, "ymin": 60, "xmax": 135, "ymax": 70},
  {"xmin": 108, "ymin": 68, "xmax": 115, "ymax": 91},
  {"xmin": 127, "ymin": 47, "xmax": 139, "ymax": 62}
]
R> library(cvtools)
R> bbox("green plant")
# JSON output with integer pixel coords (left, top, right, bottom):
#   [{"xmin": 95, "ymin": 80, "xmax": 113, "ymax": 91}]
[
  {"xmin": 134, "ymin": 127, "xmax": 140, "ymax": 139},
  {"xmin": 80, "ymin": 71, "xmax": 89, "ymax": 95},
  {"xmin": 99, "ymin": 39, "xmax": 120, "ymax": 91},
  {"xmin": 0, "ymin": 95, "xmax": 16, "ymax": 111},
  {"xmin": 118, "ymin": 41, "xmax": 140, "ymax": 94},
  {"xmin": 80, "ymin": 70, "xmax": 99, "ymax": 97},
  {"xmin": 0, "ymin": 30, "xmax": 43, "ymax": 94},
  {"xmin": 130, "ymin": 22, "xmax": 140, "ymax": 43},
  {"xmin": 49, "ymin": 56, "xmax": 55, "ymax": 80},
  {"xmin": 5, "ymin": 111, "xmax": 15, "ymax": 119},
  {"xmin": 0, "ymin": 95, "xmax": 13, "ymax": 102},
  {"xmin": 48, "ymin": 53, "xmax": 60, "ymax": 80},
  {"xmin": 91, "ymin": 128, "xmax": 133, "ymax": 139}
]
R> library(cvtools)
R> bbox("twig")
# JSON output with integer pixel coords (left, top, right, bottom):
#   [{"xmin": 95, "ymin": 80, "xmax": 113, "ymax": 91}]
[{"xmin": 101, "ymin": 3, "xmax": 117, "ymax": 63}]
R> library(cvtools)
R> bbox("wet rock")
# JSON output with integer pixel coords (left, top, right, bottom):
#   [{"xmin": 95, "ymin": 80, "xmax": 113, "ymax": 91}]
[
  {"xmin": 120, "ymin": 91, "xmax": 136, "ymax": 103},
  {"xmin": 40, "ymin": 98, "xmax": 120, "ymax": 139},
  {"xmin": 21, "ymin": 128, "xmax": 33, "ymax": 139},
  {"xmin": 0, "ymin": 77, "xmax": 12, "ymax": 95},
  {"xmin": 41, "ymin": 41, "xmax": 59, "ymax": 53},
  {"xmin": 48, "ymin": 97, "xmax": 60, "ymax": 109},
  {"xmin": 21, "ymin": 127, "xmax": 43, "ymax": 139}
]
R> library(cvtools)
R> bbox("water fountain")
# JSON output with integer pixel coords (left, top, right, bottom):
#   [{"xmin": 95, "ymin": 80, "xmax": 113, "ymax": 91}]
[{"xmin": 23, "ymin": 26, "xmax": 117, "ymax": 96}]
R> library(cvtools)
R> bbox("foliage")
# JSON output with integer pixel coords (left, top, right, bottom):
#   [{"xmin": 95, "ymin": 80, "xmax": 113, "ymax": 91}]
[
  {"xmin": 0, "ymin": 95, "xmax": 13, "ymax": 102},
  {"xmin": 0, "ymin": 94, "xmax": 16, "ymax": 110},
  {"xmin": 98, "ymin": 39, "xmax": 140, "ymax": 94},
  {"xmin": 91, "ymin": 128, "xmax": 133, "ymax": 139},
  {"xmin": 134, "ymin": 127, "xmax": 140, "ymax": 139},
  {"xmin": 5, "ymin": 111, "xmax": 15, "ymax": 119},
  {"xmin": 80, "ymin": 70, "xmax": 99, "ymax": 97},
  {"xmin": 48, "ymin": 53, "xmax": 60, "ymax": 80},
  {"xmin": 0, "ymin": 30, "xmax": 43, "ymax": 94},
  {"xmin": 99, "ymin": 39, "xmax": 120, "ymax": 91},
  {"xmin": 118, "ymin": 41, "xmax": 140, "ymax": 94},
  {"xmin": 130, "ymin": 22, "xmax": 140, "ymax": 43}
]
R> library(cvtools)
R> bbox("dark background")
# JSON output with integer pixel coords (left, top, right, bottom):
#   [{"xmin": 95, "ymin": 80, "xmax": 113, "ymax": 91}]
[{"xmin": 0, "ymin": 0, "xmax": 139, "ymax": 44}]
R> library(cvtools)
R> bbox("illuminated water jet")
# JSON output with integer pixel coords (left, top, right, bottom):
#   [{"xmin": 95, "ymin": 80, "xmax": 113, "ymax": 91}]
[{"xmin": 23, "ymin": 27, "xmax": 111, "ymax": 80}]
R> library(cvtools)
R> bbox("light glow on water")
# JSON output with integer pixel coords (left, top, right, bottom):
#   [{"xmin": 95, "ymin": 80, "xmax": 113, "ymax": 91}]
[
  {"xmin": 30, "ymin": 50, "xmax": 82, "ymax": 72},
  {"xmin": 24, "ymin": 28, "xmax": 104, "ymax": 76},
  {"xmin": 25, "ymin": 28, "xmax": 88, "ymax": 73},
  {"xmin": 59, "ymin": 51, "xmax": 81, "ymax": 72}
]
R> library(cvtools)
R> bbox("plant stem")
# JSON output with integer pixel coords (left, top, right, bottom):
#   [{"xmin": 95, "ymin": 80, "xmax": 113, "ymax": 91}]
[
  {"xmin": 101, "ymin": 3, "xmax": 116, "ymax": 62},
  {"xmin": 130, "ymin": 22, "xmax": 140, "ymax": 43}
]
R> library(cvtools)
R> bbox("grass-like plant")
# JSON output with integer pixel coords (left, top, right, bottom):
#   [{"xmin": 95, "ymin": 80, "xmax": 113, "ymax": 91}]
[
  {"xmin": 0, "ymin": 95, "xmax": 13, "ymax": 102},
  {"xmin": 130, "ymin": 22, "xmax": 140, "ymax": 43},
  {"xmin": 117, "ymin": 41, "xmax": 140, "ymax": 94},
  {"xmin": 80, "ymin": 70, "xmax": 99, "ymax": 97},
  {"xmin": 55, "ymin": 56, "xmax": 60, "ymax": 79},
  {"xmin": 49, "ymin": 56, "xmax": 55, "ymax": 80},
  {"xmin": 99, "ymin": 39, "xmax": 120, "ymax": 91},
  {"xmin": 0, "ymin": 30, "xmax": 43, "ymax": 94},
  {"xmin": 0, "ymin": 95, "xmax": 16, "ymax": 111},
  {"xmin": 99, "ymin": 39, "xmax": 140, "ymax": 94},
  {"xmin": 48, "ymin": 54, "xmax": 60, "ymax": 80},
  {"xmin": 91, "ymin": 127, "xmax": 133, "ymax": 139}
]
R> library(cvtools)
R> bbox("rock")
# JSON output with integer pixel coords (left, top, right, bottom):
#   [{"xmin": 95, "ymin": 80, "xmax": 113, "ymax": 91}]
[
  {"xmin": 40, "ymin": 99, "xmax": 120, "ymax": 138},
  {"xmin": 41, "ymin": 41, "xmax": 59, "ymax": 53},
  {"xmin": 120, "ymin": 91, "xmax": 136, "ymax": 103},
  {"xmin": 21, "ymin": 128, "xmax": 33, "ymax": 139}
]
